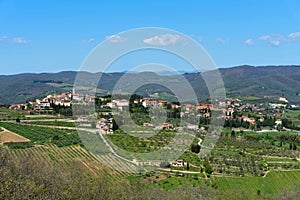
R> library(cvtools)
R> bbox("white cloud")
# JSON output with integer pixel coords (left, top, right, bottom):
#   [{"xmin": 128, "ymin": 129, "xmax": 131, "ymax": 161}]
[
  {"xmin": 143, "ymin": 34, "xmax": 184, "ymax": 46},
  {"xmin": 215, "ymin": 38, "xmax": 228, "ymax": 44},
  {"xmin": 12, "ymin": 37, "xmax": 30, "ymax": 44},
  {"xmin": 0, "ymin": 36, "xmax": 8, "ymax": 42},
  {"xmin": 258, "ymin": 35, "xmax": 271, "ymax": 40},
  {"xmin": 246, "ymin": 31, "xmax": 300, "ymax": 47},
  {"xmin": 82, "ymin": 38, "xmax": 95, "ymax": 44},
  {"xmin": 258, "ymin": 34, "xmax": 286, "ymax": 47},
  {"xmin": 270, "ymin": 40, "xmax": 280, "ymax": 47},
  {"xmin": 245, "ymin": 38, "xmax": 253, "ymax": 45},
  {"xmin": 289, "ymin": 32, "xmax": 300, "ymax": 39},
  {"xmin": 106, "ymin": 35, "xmax": 126, "ymax": 43}
]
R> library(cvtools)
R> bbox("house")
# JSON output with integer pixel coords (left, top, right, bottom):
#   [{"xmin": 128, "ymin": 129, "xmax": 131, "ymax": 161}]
[
  {"xmin": 224, "ymin": 107, "xmax": 234, "ymax": 117},
  {"xmin": 9, "ymin": 104, "xmax": 28, "ymax": 110},
  {"xmin": 275, "ymin": 119, "xmax": 282, "ymax": 126},
  {"xmin": 143, "ymin": 122, "xmax": 154, "ymax": 127},
  {"xmin": 141, "ymin": 98, "xmax": 158, "ymax": 108},
  {"xmin": 171, "ymin": 160, "xmax": 184, "ymax": 167},
  {"xmin": 158, "ymin": 100, "xmax": 168, "ymax": 107},
  {"xmin": 72, "ymin": 94, "xmax": 81, "ymax": 101},
  {"xmin": 241, "ymin": 116, "xmax": 256, "ymax": 125},
  {"xmin": 161, "ymin": 123, "xmax": 173, "ymax": 130},
  {"xmin": 106, "ymin": 102, "xmax": 116, "ymax": 108},
  {"xmin": 269, "ymin": 103, "xmax": 286, "ymax": 109},
  {"xmin": 36, "ymin": 99, "xmax": 51, "ymax": 110},
  {"xmin": 97, "ymin": 118, "xmax": 113, "ymax": 133},
  {"xmin": 113, "ymin": 99, "xmax": 129, "ymax": 107},
  {"xmin": 187, "ymin": 124, "xmax": 198, "ymax": 130},
  {"xmin": 133, "ymin": 99, "xmax": 139, "ymax": 104},
  {"xmin": 170, "ymin": 103, "xmax": 181, "ymax": 109},
  {"xmin": 183, "ymin": 103, "xmax": 194, "ymax": 112},
  {"xmin": 196, "ymin": 103, "xmax": 213, "ymax": 110},
  {"xmin": 54, "ymin": 100, "xmax": 71, "ymax": 107},
  {"xmin": 279, "ymin": 97, "xmax": 288, "ymax": 103}
]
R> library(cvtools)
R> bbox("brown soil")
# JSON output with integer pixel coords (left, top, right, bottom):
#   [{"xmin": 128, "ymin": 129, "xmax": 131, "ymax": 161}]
[{"xmin": 0, "ymin": 128, "xmax": 30, "ymax": 145}]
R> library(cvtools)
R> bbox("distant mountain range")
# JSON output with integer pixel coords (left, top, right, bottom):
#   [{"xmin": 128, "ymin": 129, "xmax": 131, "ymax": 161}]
[{"xmin": 1, "ymin": 65, "xmax": 300, "ymax": 104}]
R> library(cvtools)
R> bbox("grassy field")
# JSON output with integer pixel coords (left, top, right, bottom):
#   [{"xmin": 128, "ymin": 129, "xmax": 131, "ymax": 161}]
[
  {"xmin": 155, "ymin": 176, "xmax": 205, "ymax": 190},
  {"xmin": 150, "ymin": 170, "xmax": 300, "ymax": 198},
  {"xmin": 0, "ymin": 108, "xmax": 25, "ymax": 120},
  {"xmin": 282, "ymin": 109, "xmax": 300, "ymax": 127},
  {"xmin": 215, "ymin": 170, "xmax": 300, "ymax": 196},
  {"xmin": 24, "ymin": 114, "xmax": 62, "ymax": 120}
]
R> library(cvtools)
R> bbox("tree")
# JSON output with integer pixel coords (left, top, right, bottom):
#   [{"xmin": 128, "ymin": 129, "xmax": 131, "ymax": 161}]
[
  {"xmin": 203, "ymin": 160, "xmax": 213, "ymax": 175},
  {"xmin": 277, "ymin": 124, "xmax": 283, "ymax": 132},
  {"xmin": 257, "ymin": 190, "xmax": 261, "ymax": 196},
  {"xmin": 16, "ymin": 117, "xmax": 20, "ymax": 123},
  {"xmin": 231, "ymin": 130, "xmax": 236, "ymax": 139},
  {"xmin": 159, "ymin": 162, "xmax": 170, "ymax": 168},
  {"xmin": 112, "ymin": 118, "xmax": 119, "ymax": 131},
  {"xmin": 91, "ymin": 121, "xmax": 96, "ymax": 129},
  {"xmin": 191, "ymin": 143, "xmax": 201, "ymax": 153},
  {"xmin": 186, "ymin": 162, "xmax": 190, "ymax": 171}
]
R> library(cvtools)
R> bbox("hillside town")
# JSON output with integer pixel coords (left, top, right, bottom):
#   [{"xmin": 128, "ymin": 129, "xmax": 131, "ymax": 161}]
[
  {"xmin": 9, "ymin": 91, "xmax": 95, "ymax": 112},
  {"xmin": 7, "ymin": 91, "xmax": 300, "ymax": 135}
]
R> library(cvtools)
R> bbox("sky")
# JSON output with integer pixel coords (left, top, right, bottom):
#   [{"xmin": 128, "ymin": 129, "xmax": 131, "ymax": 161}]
[{"xmin": 1, "ymin": 0, "xmax": 300, "ymax": 74}]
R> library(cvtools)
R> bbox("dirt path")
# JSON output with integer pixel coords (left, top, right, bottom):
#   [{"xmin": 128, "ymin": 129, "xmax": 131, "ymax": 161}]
[{"xmin": 160, "ymin": 168, "xmax": 201, "ymax": 174}]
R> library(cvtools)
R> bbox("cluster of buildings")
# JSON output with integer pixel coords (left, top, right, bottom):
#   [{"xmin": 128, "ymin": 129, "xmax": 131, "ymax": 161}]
[
  {"xmin": 105, "ymin": 98, "xmax": 180, "ymax": 111},
  {"xmin": 9, "ymin": 91, "xmax": 95, "ymax": 112},
  {"xmin": 97, "ymin": 118, "xmax": 113, "ymax": 134},
  {"xmin": 8, "ymin": 90, "xmax": 296, "ymax": 130}
]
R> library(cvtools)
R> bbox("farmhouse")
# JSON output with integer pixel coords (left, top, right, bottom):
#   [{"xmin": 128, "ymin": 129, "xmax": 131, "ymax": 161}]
[{"xmin": 171, "ymin": 160, "xmax": 184, "ymax": 167}]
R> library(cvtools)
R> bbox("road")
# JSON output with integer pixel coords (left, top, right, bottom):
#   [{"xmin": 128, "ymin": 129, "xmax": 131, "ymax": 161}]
[
  {"xmin": 160, "ymin": 168, "xmax": 201, "ymax": 174},
  {"xmin": 97, "ymin": 129, "xmax": 139, "ymax": 165}
]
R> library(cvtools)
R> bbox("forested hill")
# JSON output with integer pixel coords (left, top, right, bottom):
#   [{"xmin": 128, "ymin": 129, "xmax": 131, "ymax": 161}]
[{"xmin": 1, "ymin": 65, "xmax": 300, "ymax": 104}]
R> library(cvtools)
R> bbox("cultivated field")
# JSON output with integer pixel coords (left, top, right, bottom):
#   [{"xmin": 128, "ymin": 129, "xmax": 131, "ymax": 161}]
[
  {"xmin": 0, "ymin": 128, "xmax": 30, "ymax": 145},
  {"xmin": 7, "ymin": 144, "xmax": 129, "ymax": 181}
]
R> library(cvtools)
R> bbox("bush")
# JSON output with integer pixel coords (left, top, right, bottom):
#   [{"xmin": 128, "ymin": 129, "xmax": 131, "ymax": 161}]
[{"xmin": 4, "ymin": 142, "xmax": 33, "ymax": 149}]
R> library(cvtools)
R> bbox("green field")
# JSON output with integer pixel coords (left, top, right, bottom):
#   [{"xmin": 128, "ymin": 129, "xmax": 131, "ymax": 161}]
[
  {"xmin": 151, "ymin": 170, "xmax": 300, "ymax": 198},
  {"xmin": 26, "ymin": 120, "xmax": 76, "ymax": 127},
  {"xmin": 155, "ymin": 176, "xmax": 205, "ymax": 190},
  {"xmin": 0, "ymin": 122, "xmax": 81, "ymax": 147},
  {"xmin": 282, "ymin": 109, "xmax": 300, "ymax": 127},
  {"xmin": 215, "ymin": 170, "xmax": 300, "ymax": 196},
  {"xmin": 0, "ymin": 108, "xmax": 25, "ymax": 120}
]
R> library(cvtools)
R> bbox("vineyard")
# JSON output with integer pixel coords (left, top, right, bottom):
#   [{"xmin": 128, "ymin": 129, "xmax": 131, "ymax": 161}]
[
  {"xmin": 0, "ymin": 122, "xmax": 82, "ymax": 147},
  {"xmin": 1, "ymin": 110, "xmax": 300, "ymax": 199},
  {"xmin": 7, "ymin": 144, "xmax": 129, "ymax": 181},
  {"xmin": 0, "ymin": 121, "xmax": 139, "ymax": 175}
]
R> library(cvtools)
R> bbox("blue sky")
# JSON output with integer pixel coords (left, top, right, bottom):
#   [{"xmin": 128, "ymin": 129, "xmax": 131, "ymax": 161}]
[{"xmin": 1, "ymin": 0, "xmax": 300, "ymax": 74}]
